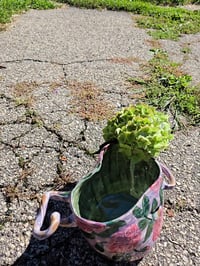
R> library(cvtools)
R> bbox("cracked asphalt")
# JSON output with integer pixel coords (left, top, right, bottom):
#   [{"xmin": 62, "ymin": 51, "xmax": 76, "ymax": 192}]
[{"xmin": 0, "ymin": 5, "xmax": 200, "ymax": 266}]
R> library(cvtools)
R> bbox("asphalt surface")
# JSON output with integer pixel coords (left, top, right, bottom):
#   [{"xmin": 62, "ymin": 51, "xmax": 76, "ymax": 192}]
[{"xmin": 0, "ymin": 5, "xmax": 199, "ymax": 266}]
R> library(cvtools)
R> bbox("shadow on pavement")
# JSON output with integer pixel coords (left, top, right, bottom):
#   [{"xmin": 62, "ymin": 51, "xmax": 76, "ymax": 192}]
[{"xmin": 13, "ymin": 183, "xmax": 142, "ymax": 266}]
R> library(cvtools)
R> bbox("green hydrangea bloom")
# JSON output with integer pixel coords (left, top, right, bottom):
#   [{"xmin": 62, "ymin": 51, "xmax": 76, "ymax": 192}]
[{"xmin": 103, "ymin": 104, "xmax": 173, "ymax": 162}]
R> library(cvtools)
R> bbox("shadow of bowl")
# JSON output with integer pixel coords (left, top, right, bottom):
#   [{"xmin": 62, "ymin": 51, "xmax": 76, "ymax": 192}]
[{"xmin": 13, "ymin": 183, "xmax": 142, "ymax": 266}]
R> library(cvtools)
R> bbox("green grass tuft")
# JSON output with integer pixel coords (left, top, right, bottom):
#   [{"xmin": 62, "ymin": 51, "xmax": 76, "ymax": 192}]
[
  {"xmin": 129, "ymin": 49, "xmax": 200, "ymax": 128},
  {"xmin": 0, "ymin": 0, "xmax": 57, "ymax": 24}
]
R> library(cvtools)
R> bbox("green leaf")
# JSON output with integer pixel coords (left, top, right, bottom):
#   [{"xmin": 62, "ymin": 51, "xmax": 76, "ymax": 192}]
[
  {"xmin": 160, "ymin": 188, "xmax": 164, "ymax": 205},
  {"xmin": 95, "ymin": 243, "xmax": 104, "ymax": 253},
  {"xmin": 151, "ymin": 198, "xmax": 159, "ymax": 213},
  {"xmin": 106, "ymin": 219, "xmax": 126, "ymax": 228},
  {"xmin": 133, "ymin": 206, "xmax": 144, "ymax": 218},
  {"xmin": 97, "ymin": 220, "xmax": 126, "ymax": 238},
  {"xmin": 138, "ymin": 219, "xmax": 148, "ymax": 231},
  {"xmin": 142, "ymin": 196, "xmax": 150, "ymax": 217},
  {"xmin": 144, "ymin": 221, "xmax": 154, "ymax": 242}
]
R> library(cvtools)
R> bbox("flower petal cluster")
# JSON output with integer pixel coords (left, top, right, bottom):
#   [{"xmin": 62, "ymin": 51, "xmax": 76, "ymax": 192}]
[
  {"xmin": 107, "ymin": 224, "xmax": 141, "ymax": 253},
  {"xmin": 103, "ymin": 104, "xmax": 173, "ymax": 161}
]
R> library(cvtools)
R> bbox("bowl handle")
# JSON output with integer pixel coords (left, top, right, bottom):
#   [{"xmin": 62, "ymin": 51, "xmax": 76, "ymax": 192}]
[
  {"xmin": 33, "ymin": 191, "xmax": 77, "ymax": 240},
  {"xmin": 160, "ymin": 163, "xmax": 176, "ymax": 190}
]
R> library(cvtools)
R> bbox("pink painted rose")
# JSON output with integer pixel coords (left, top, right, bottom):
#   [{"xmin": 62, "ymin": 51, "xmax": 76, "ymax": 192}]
[
  {"xmin": 152, "ymin": 207, "xmax": 163, "ymax": 241},
  {"xmin": 77, "ymin": 218, "xmax": 106, "ymax": 234},
  {"xmin": 107, "ymin": 224, "xmax": 142, "ymax": 253}
]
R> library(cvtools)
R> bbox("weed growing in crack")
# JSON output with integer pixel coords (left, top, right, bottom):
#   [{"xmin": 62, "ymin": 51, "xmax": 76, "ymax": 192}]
[
  {"xmin": 24, "ymin": 109, "xmax": 44, "ymax": 127},
  {"xmin": 3, "ymin": 184, "xmax": 20, "ymax": 203},
  {"xmin": 128, "ymin": 49, "xmax": 200, "ymax": 128},
  {"xmin": 18, "ymin": 156, "xmax": 26, "ymax": 169},
  {"xmin": 2, "ymin": 154, "xmax": 36, "ymax": 205},
  {"xmin": 3, "ymin": 183, "xmax": 38, "ymax": 203},
  {"xmin": 15, "ymin": 97, "xmax": 34, "ymax": 107},
  {"xmin": 53, "ymin": 173, "xmax": 74, "ymax": 190}
]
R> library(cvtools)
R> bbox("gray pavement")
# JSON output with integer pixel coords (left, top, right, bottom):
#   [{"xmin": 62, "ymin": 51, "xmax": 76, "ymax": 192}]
[{"xmin": 0, "ymin": 5, "xmax": 199, "ymax": 266}]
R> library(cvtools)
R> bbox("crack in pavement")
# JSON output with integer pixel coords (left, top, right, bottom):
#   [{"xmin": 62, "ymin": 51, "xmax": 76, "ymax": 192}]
[
  {"xmin": 0, "ymin": 96, "xmax": 94, "ymax": 192},
  {"xmin": 0, "ymin": 91, "xmax": 91, "ymax": 155},
  {"xmin": 0, "ymin": 57, "xmax": 114, "ymax": 67}
]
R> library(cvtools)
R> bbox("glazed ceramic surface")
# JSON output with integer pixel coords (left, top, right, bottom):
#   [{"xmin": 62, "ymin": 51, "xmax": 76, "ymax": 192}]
[{"xmin": 33, "ymin": 144, "xmax": 175, "ymax": 262}]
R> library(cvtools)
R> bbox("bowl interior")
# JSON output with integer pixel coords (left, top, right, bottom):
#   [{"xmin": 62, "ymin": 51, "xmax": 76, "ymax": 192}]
[{"xmin": 72, "ymin": 144, "xmax": 159, "ymax": 222}]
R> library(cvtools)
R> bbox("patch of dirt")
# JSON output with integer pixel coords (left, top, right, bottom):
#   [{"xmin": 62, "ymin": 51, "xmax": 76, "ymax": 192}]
[
  {"xmin": 183, "ymin": 4, "xmax": 200, "ymax": 11},
  {"xmin": 108, "ymin": 56, "xmax": 142, "ymax": 65},
  {"xmin": 68, "ymin": 80, "xmax": 115, "ymax": 121}
]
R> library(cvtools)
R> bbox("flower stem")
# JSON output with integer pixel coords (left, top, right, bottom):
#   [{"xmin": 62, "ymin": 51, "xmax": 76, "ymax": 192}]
[{"xmin": 130, "ymin": 158, "xmax": 135, "ymax": 196}]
